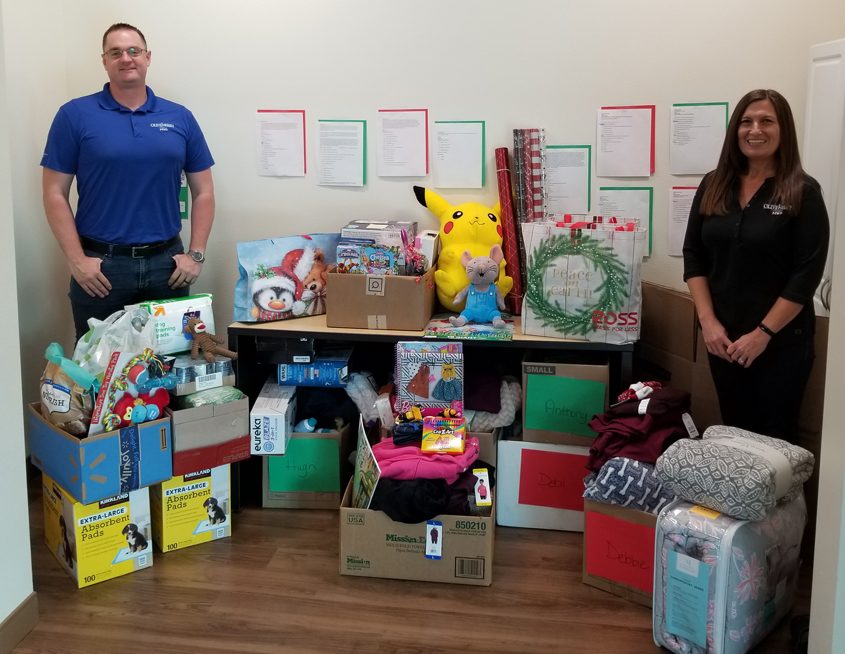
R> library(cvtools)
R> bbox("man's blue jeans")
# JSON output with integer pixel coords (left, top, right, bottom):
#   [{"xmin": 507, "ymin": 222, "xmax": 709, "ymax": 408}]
[{"xmin": 69, "ymin": 239, "xmax": 188, "ymax": 342}]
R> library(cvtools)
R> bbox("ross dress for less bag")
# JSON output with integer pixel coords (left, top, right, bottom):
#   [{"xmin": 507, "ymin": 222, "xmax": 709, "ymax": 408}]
[
  {"xmin": 521, "ymin": 222, "xmax": 646, "ymax": 344},
  {"xmin": 233, "ymin": 233, "xmax": 340, "ymax": 323}
]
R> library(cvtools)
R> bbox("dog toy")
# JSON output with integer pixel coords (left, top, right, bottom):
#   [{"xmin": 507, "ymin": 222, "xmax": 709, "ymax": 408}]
[
  {"xmin": 449, "ymin": 244, "xmax": 507, "ymax": 329},
  {"xmin": 184, "ymin": 316, "xmax": 238, "ymax": 362},
  {"xmin": 113, "ymin": 389, "xmax": 170, "ymax": 427},
  {"xmin": 413, "ymin": 186, "xmax": 512, "ymax": 311}
]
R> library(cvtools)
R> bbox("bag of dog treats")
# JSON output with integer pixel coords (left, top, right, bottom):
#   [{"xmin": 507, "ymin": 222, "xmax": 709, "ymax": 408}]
[
  {"xmin": 40, "ymin": 343, "xmax": 98, "ymax": 436},
  {"xmin": 233, "ymin": 233, "xmax": 340, "ymax": 322}
]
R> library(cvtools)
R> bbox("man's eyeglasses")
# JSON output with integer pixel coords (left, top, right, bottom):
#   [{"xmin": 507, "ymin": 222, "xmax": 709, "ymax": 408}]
[{"xmin": 103, "ymin": 47, "xmax": 147, "ymax": 60}]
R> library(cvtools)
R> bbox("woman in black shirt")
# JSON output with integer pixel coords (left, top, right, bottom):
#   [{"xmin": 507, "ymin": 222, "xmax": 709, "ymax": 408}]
[{"xmin": 683, "ymin": 89, "xmax": 829, "ymax": 442}]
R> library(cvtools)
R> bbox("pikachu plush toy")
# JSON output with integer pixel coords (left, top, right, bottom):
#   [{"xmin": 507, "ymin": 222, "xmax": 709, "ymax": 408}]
[{"xmin": 413, "ymin": 186, "xmax": 513, "ymax": 312}]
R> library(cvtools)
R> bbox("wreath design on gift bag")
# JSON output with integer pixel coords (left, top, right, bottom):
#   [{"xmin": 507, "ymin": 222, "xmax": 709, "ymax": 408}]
[{"xmin": 524, "ymin": 233, "xmax": 629, "ymax": 336}]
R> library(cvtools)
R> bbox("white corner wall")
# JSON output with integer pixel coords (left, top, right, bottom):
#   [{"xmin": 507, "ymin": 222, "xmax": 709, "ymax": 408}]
[{"xmin": 0, "ymin": 1, "xmax": 34, "ymax": 623}]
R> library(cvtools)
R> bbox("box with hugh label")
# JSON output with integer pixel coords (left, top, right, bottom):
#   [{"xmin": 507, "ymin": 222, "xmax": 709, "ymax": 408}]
[
  {"xmin": 42, "ymin": 472, "xmax": 153, "ymax": 588},
  {"xmin": 150, "ymin": 465, "xmax": 231, "ymax": 552}
]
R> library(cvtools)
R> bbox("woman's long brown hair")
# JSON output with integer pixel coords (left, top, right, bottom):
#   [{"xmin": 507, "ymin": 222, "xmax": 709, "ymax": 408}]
[{"xmin": 699, "ymin": 89, "xmax": 806, "ymax": 216}]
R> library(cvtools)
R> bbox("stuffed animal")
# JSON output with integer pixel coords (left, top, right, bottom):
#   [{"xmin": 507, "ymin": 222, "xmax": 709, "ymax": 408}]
[
  {"xmin": 112, "ymin": 389, "xmax": 170, "ymax": 428},
  {"xmin": 413, "ymin": 186, "xmax": 513, "ymax": 311},
  {"xmin": 184, "ymin": 317, "xmax": 238, "ymax": 362},
  {"xmin": 449, "ymin": 245, "xmax": 507, "ymax": 328}
]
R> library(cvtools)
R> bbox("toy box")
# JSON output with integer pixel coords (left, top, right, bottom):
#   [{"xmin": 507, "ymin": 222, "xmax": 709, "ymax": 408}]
[
  {"xmin": 521, "ymin": 356, "xmax": 609, "ymax": 446},
  {"xmin": 582, "ymin": 499, "xmax": 657, "ymax": 607},
  {"xmin": 28, "ymin": 403, "xmax": 172, "ymax": 504},
  {"xmin": 128, "ymin": 293, "xmax": 215, "ymax": 355},
  {"xmin": 250, "ymin": 380, "xmax": 297, "ymax": 455},
  {"xmin": 262, "ymin": 424, "xmax": 353, "ymax": 509},
  {"xmin": 168, "ymin": 397, "xmax": 250, "ymax": 476},
  {"xmin": 150, "ymin": 465, "xmax": 231, "ymax": 552},
  {"xmin": 496, "ymin": 438, "xmax": 590, "ymax": 531},
  {"xmin": 336, "ymin": 240, "xmax": 403, "ymax": 275},
  {"xmin": 325, "ymin": 266, "xmax": 435, "ymax": 331},
  {"xmin": 42, "ymin": 472, "xmax": 152, "ymax": 588},
  {"xmin": 277, "ymin": 348, "xmax": 352, "ymax": 387}
]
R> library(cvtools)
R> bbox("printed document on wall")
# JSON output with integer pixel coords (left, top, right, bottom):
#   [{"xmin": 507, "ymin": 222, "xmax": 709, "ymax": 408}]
[
  {"xmin": 317, "ymin": 119, "xmax": 366, "ymax": 187},
  {"xmin": 670, "ymin": 103, "xmax": 728, "ymax": 175},
  {"xmin": 596, "ymin": 106, "xmax": 655, "ymax": 177},
  {"xmin": 433, "ymin": 120, "xmax": 484, "ymax": 188},
  {"xmin": 598, "ymin": 186, "xmax": 653, "ymax": 255},
  {"xmin": 668, "ymin": 186, "xmax": 698, "ymax": 256},
  {"xmin": 377, "ymin": 109, "xmax": 428, "ymax": 177},
  {"xmin": 545, "ymin": 145, "xmax": 591, "ymax": 215},
  {"xmin": 256, "ymin": 110, "xmax": 306, "ymax": 177}
]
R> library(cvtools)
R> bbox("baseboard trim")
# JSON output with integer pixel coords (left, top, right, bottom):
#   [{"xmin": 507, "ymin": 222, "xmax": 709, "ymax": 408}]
[{"xmin": 0, "ymin": 592, "xmax": 38, "ymax": 654}]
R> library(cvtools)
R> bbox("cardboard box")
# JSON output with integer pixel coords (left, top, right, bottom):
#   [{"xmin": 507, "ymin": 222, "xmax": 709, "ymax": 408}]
[
  {"xmin": 277, "ymin": 348, "xmax": 351, "ymax": 387},
  {"xmin": 250, "ymin": 380, "xmax": 297, "ymax": 455},
  {"xmin": 641, "ymin": 282, "xmax": 697, "ymax": 361},
  {"xmin": 262, "ymin": 424, "xmax": 353, "ymax": 509},
  {"xmin": 28, "ymin": 403, "xmax": 172, "ymax": 504},
  {"xmin": 150, "ymin": 465, "xmax": 231, "ymax": 552},
  {"xmin": 326, "ymin": 266, "xmax": 435, "ymax": 331},
  {"xmin": 168, "ymin": 397, "xmax": 250, "ymax": 476},
  {"xmin": 521, "ymin": 358, "xmax": 609, "ymax": 446},
  {"xmin": 582, "ymin": 499, "xmax": 657, "ymax": 607},
  {"xmin": 338, "ymin": 480, "xmax": 495, "ymax": 586},
  {"xmin": 496, "ymin": 439, "xmax": 590, "ymax": 531},
  {"xmin": 42, "ymin": 472, "xmax": 153, "ymax": 588}
]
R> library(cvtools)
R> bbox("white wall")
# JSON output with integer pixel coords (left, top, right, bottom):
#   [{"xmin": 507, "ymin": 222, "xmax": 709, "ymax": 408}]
[
  {"xmin": 0, "ymin": 1, "xmax": 35, "ymax": 623},
  {"xmin": 3, "ymin": 0, "xmax": 844, "ymax": 645}
]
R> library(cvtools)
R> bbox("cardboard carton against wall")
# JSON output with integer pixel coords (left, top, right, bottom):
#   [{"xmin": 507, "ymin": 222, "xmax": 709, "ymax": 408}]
[
  {"xmin": 28, "ymin": 403, "xmax": 172, "ymax": 504},
  {"xmin": 641, "ymin": 282, "xmax": 698, "ymax": 361},
  {"xmin": 496, "ymin": 439, "xmax": 590, "ymax": 531},
  {"xmin": 521, "ymin": 358, "xmax": 609, "ymax": 446},
  {"xmin": 168, "ymin": 397, "xmax": 249, "ymax": 475},
  {"xmin": 262, "ymin": 424, "xmax": 353, "ymax": 509},
  {"xmin": 150, "ymin": 465, "xmax": 231, "ymax": 552},
  {"xmin": 42, "ymin": 473, "xmax": 153, "ymax": 588},
  {"xmin": 338, "ymin": 480, "xmax": 495, "ymax": 586},
  {"xmin": 326, "ymin": 267, "xmax": 435, "ymax": 331},
  {"xmin": 582, "ymin": 499, "xmax": 657, "ymax": 607}
]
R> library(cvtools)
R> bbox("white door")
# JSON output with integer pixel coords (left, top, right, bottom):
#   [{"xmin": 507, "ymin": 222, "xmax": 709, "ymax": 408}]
[{"xmin": 802, "ymin": 38, "xmax": 845, "ymax": 316}]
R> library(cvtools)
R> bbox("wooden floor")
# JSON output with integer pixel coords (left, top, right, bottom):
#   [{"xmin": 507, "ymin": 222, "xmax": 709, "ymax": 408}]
[{"xmin": 15, "ymin": 475, "xmax": 808, "ymax": 654}]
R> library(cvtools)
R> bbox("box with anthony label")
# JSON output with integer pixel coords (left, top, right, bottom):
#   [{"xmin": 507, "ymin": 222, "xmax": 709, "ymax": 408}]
[
  {"xmin": 150, "ymin": 465, "xmax": 231, "ymax": 552},
  {"xmin": 127, "ymin": 293, "xmax": 215, "ymax": 355},
  {"xmin": 521, "ymin": 356, "xmax": 609, "ymax": 447},
  {"xmin": 277, "ymin": 348, "xmax": 351, "ymax": 387},
  {"xmin": 28, "ymin": 402, "xmax": 172, "ymax": 505},
  {"xmin": 250, "ymin": 380, "xmax": 297, "ymax": 455},
  {"xmin": 42, "ymin": 472, "xmax": 152, "ymax": 588}
]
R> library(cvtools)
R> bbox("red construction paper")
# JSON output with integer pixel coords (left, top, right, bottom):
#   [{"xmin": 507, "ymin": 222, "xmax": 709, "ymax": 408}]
[
  {"xmin": 517, "ymin": 448, "xmax": 587, "ymax": 511},
  {"xmin": 584, "ymin": 510, "xmax": 655, "ymax": 593}
]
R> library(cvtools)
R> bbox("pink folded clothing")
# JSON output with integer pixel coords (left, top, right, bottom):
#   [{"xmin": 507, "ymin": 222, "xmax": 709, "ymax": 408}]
[{"xmin": 373, "ymin": 437, "xmax": 480, "ymax": 484}]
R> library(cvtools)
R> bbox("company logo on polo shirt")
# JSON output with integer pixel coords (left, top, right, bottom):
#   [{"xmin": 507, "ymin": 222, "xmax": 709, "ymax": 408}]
[
  {"xmin": 150, "ymin": 122, "xmax": 175, "ymax": 132},
  {"xmin": 763, "ymin": 203, "xmax": 790, "ymax": 216}
]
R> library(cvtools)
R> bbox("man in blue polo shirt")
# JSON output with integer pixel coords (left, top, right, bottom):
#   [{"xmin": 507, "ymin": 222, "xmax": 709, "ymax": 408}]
[{"xmin": 41, "ymin": 22, "xmax": 215, "ymax": 341}]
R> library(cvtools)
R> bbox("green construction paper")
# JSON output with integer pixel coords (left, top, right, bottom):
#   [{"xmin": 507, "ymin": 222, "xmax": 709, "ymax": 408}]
[
  {"xmin": 525, "ymin": 374, "xmax": 606, "ymax": 436},
  {"xmin": 267, "ymin": 437, "xmax": 340, "ymax": 492}
]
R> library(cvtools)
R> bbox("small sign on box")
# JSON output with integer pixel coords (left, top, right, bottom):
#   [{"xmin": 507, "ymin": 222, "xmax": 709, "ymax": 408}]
[{"xmin": 518, "ymin": 448, "xmax": 585, "ymax": 512}]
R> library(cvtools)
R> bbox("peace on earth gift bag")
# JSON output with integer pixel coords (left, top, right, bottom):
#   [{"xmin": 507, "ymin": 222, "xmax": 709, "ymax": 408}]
[
  {"xmin": 521, "ymin": 222, "xmax": 647, "ymax": 344},
  {"xmin": 234, "ymin": 233, "xmax": 340, "ymax": 323}
]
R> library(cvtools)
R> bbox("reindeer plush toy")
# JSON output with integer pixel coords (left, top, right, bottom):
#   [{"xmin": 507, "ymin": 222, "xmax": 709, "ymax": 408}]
[{"xmin": 184, "ymin": 317, "xmax": 238, "ymax": 362}]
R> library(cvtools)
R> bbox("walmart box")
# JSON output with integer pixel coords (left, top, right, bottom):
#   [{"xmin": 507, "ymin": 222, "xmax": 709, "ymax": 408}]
[
  {"xmin": 42, "ymin": 472, "xmax": 152, "ymax": 588},
  {"xmin": 28, "ymin": 403, "xmax": 172, "ymax": 504},
  {"xmin": 150, "ymin": 465, "xmax": 231, "ymax": 552}
]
